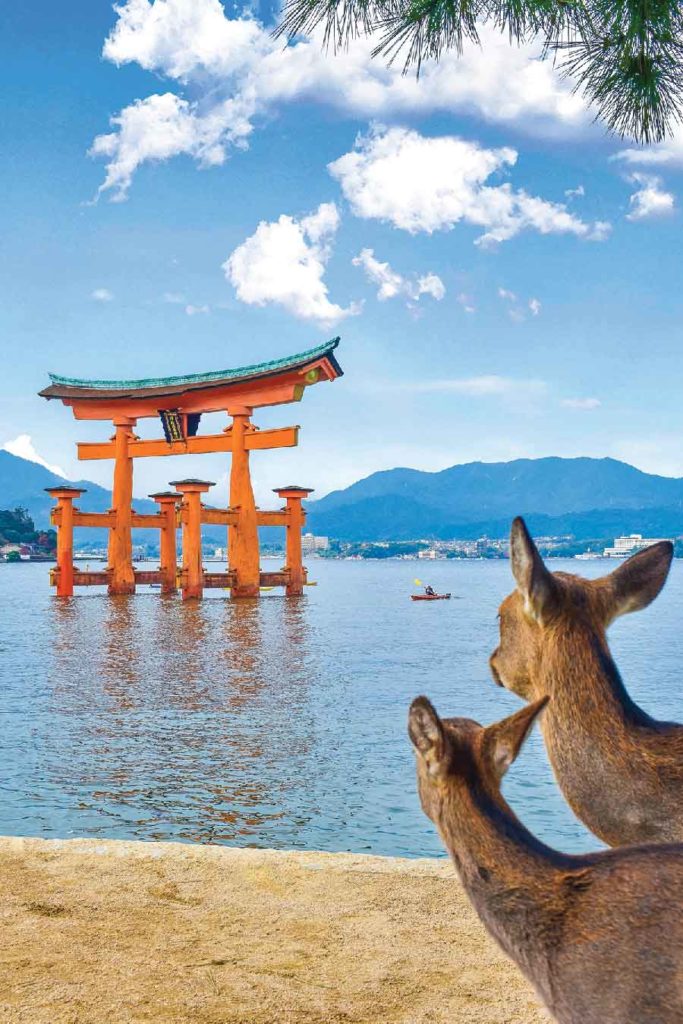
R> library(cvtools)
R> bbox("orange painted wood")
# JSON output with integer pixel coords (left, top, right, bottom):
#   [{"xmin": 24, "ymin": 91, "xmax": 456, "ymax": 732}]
[
  {"xmin": 244, "ymin": 427, "xmax": 299, "ymax": 451},
  {"xmin": 202, "ymin": 571, "xmax": 288, "ymax": 589},
  {"xmin": 256, "ymin": 510, "xmax": 288, "ymax": 526},
  {"xmin": 151, "ymin": 495, "xmax": 179, "ymax": 593},
  {"xmin": 108, "ymin": 420, "xmax": 136, "ymax": 595},
  {"xmin": 134, "ymin": 570, "xmax": 163, "ymax": 585},
  {"xmin": 52, "ymin": 494, "xmax": 76, "ymax": 596},
  {"xmin": 72, "ymin": 511, "xmax": 116, "ymax": 527},
  {"xmin": 65, "ymin": 379, "xmax": 306, "ymax": 422},
  {"xmin": 77, "ymin": 426, "xmax": 299, "ymax": 461},
  {"xmin": 228, "ymin": 414, "xmax": 260, "ymax": 599},
  {"xmin": 73, "ymin": 570, "xmax": 110, "ymax": 586},
  {"xmin": 174, "ymin": 482, "xmax": 211, "ymax": 600},
  {"xmin": 200, "ymin": 508, "xmax": 238, "ymax": 526},
  {"xmin": 130, "ymin": 513, "xmax": 164, "ymax": 529},
  {"xmin": 274, "ymin": 489, "xmax": 311, "ymax": 596}
]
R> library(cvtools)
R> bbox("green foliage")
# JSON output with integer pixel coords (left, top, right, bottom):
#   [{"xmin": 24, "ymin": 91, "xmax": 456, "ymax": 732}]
[
  {"xmin": 0, "ymin": 507, "xmax": 56, "ymax": 552},
  {"xmin": 5, "ymin": 550, "xmax": 21, "ymax": 563},
  {"xmin": 276, "ymin": 0, "xmax": 683, "ymax": 143}
]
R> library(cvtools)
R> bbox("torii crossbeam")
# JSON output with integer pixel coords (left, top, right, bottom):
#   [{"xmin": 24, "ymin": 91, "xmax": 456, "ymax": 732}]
[{"xmin": 40, "ymin": 339, "xmax": 342, "ymax": 598}]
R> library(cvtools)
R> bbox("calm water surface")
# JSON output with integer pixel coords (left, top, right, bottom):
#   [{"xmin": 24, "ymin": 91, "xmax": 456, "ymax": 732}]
[{"xmin": 1, "ymin": 558, "xmax": 681, "ymax": 857}]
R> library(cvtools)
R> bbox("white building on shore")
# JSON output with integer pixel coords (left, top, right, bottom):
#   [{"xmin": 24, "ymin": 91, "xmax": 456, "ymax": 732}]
[
  {"xmin": 603, "ymin": 534, "xmax": 668, "ymax": 558},
  {"xmin": 302, "ymin": 533, "xmax": 329, "ymax": 555}
]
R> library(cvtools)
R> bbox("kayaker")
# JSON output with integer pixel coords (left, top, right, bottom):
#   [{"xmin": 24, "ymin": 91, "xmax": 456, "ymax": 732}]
[{"xmin": 424, "ymin": 584, "xmax": 436, "ymax": 597}]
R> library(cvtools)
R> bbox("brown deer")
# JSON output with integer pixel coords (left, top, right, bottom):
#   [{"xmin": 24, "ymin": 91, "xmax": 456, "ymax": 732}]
[
  {"xmin": 490, "ymin": 517, "xmax": 683, "ymax": 846},
  {"xmin": 409, "ymin": 695, "xmax": 683, "ymax": 1024}
]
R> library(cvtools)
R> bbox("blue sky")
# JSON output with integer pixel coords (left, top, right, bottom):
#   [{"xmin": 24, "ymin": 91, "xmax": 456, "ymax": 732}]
[{"xmin": 2, "ymin": 0, "xmax": 683, "ymax": 506}]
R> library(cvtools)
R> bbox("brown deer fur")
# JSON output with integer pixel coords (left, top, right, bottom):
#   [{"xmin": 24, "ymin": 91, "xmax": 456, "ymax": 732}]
[
  {"xmin": 490, "ymin": 516, "xmax": 683, "ymax": 846},
  {"xmin": 409, "ymin": 696, "xmax": 683, "ymax": 1024}
]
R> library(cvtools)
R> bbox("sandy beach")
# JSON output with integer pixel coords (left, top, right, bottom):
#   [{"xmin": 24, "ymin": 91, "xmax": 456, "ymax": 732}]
[{"xmin": 0, "ymin": 836, "xmax": 544, "ymax": 1024}]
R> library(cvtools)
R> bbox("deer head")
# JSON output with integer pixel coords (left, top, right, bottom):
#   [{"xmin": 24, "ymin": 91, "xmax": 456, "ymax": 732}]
[
  {"xmin": 408, "ymin": 694, "xmax": 549, "ymax": 827},
  {"xmin": 489, "ymin": 517, "xmax": 673, "ymax": 701}
]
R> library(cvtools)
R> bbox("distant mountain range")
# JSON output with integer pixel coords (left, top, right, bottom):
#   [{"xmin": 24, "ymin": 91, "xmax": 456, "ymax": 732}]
[
  {"xmin": 0, "ymin": 450, "xmax": 160, "ymax": 544},
  {"xmin": 305, "ymin": 457, "xmax": 683, "ymax": 541},
  {"xmin": 4, "ymin": 449, "xmax": 683, "ymax": 544}
]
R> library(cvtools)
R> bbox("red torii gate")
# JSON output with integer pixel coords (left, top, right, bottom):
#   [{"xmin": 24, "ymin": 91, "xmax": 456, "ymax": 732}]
[{"xmin": 41, "ymin": 339, "xmax": 342, "ymax": 599}]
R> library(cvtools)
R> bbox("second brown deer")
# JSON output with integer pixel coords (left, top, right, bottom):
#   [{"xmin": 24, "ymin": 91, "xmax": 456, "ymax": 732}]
[
  {"xmin": 490, "ymin": 517, "xmax": 683, "ymax": 846},
  {"xmin": 409, "ymin": 695, "xmax": 683, "ymax": 1024}
]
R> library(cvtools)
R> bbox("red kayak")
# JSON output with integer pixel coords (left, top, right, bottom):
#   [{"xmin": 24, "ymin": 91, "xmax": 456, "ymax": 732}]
[{"xmin": 411, "ymin": 593, "xmax": 451, "ymax": 601}]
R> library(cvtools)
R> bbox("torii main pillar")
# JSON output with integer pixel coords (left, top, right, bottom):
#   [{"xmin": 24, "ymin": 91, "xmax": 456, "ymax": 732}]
[
  {"xmin": 108, "ymin": 416, "xmax": 137, "ymax": 595},
  {"xmin": 227, "ymin": 408, "xmax": 260, "ymax": 598}
]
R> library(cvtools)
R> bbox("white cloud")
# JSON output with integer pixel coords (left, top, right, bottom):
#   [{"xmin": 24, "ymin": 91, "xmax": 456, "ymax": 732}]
[
  {"xmin": 329, "ymin": 126, "xmax": 610, "ymax": 245},
  {"xmin": 352, "ymin": 248, "xmax": 445, "ymax": 304},
  {"xmin": 3, "ymin": 435, "xmax": 67, "ymax": 477},
  {"xmin": 564, "ymin": 185, "xmax": 585, "ymax": 199},
  {"xmin": 498, "ymin": 288, "xmax": 541, "ymax": 320},
  {"xmin": 616, "ymin": 128, "xmax": 683, "ymax": 169},
  {"xmin": 163, "ymin": 291, "xmax": 186, "ymax": 303},
  {"xmin": 561, "ymin": 397, "xmax": 601, "ymax": 410},
  {"xmin": 224, "ymin": 202, "xmax": 357, "ymax": 325},
  {"xmin": 410, "ymin": 375, "xmax": 547, "ymax": 398},
  {"xmin": 92, "ymin": 0, "xmax": 589, "ymax": 199},
  {"xmin": 625, "ymin": 173, "xmax": 675, "ymax": 221},
  {"xmin": 457, "ymin": 292, "xmax": 476, "ymax": 314},
  {"xmin": 185, "ymin": 303, "xmax": 211, "ymax": 315},
  {"xmin": 92, "ymin": 288, "xmax": 114, "ymax": 302}
]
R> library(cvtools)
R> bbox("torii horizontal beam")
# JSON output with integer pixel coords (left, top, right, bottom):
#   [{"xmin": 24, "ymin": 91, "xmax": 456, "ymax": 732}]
[{"xmin": 77, "ymin": 426, "xmax": 299, "ymax": 461}]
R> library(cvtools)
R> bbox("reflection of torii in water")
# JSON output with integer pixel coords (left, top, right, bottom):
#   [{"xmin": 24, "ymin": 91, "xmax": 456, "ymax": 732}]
[{"xmin": 41, "ymin": 339, "xmax": 343, "ymax": 600}]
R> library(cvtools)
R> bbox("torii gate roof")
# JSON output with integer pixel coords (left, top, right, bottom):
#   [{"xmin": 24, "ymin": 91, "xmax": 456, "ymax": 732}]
[{"xmin": 39, "ymin": 338, "xmax": 342, "ymax": 420}]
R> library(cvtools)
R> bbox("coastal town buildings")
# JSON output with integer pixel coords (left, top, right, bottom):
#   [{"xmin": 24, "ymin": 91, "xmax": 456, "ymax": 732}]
[{"xmin": 603, "ymin": 534, "xmax": 668, "ymax": 557}]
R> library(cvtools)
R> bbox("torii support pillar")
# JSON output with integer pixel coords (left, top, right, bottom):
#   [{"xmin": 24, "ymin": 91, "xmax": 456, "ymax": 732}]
[
  {"xmin": 150, "ymin": 492, "xmax": 180, "ymax": 594},
  {"xmin": 46, "ymin": 486, "xmax": 86, "ymax": 597},
  {"xmin": 172, "ymin": 479, "xmax": 213, "ymax": 600},
  {"xmin": 108, "ymin": 416, "xmax": 137, "ymax": 595},
  {"xmin": 227, "ymin": 409, "xmax": 260, "ymax": 599},
  {"xmin": 274, "ymin": 487, "xmax": 313, "ymax": 596}
]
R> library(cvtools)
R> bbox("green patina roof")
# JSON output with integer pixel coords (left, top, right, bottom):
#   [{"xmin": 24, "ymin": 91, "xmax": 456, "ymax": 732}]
[{"xmin": 47, "ymin": 339, "xmax": 340, "ymax": 392}]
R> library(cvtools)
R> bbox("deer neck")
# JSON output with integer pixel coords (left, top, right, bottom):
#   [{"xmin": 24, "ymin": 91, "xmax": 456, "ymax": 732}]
[
  {"xmin": 434, "ymin": 782, "xmax": 567, "ymax": 980},
  {"xmin": 538, "ymin": 624, "xmax": 652, "ymax": 736}
]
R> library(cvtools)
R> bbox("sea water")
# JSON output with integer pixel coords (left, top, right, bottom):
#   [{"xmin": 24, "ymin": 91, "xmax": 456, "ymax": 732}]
[{"xmin": 0, "ymin": 558, "xmax": 681, "ymax": 857}]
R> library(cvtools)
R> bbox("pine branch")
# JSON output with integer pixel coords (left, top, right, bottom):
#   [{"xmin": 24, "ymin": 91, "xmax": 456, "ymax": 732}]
[{"xmin": 274, "ymin": 0, "xmax": 683, "ymax": 143}]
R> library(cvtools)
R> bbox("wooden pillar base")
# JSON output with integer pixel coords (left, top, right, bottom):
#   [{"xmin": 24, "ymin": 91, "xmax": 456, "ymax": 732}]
[
  {"xmin": 46, "ymin": 487, "xmax": 86, "ymax": 597},
  {"xmin": 274, "ymin": 486, "xmax": 313, "ymax": 597},
  {"xmin": 171, "ymin": 479, "xmax": 213, "ymax": 600},
  {"xmin": 150, "ymin": 491, "xmax": 180, "ymax": 594}
]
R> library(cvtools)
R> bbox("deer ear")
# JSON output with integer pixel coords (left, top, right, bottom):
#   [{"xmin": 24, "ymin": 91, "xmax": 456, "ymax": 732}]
[
  {"xmin": 408, "ymin": 697, "xmax": 448, "ymax": 776},
  {"xmin": 510, "ymin": 517, "xmax": 558, "ymax": 623},
  {"xmin": 605, "ymin": 541, "xmax": 673, "ymax": 622},
  {"xmin": 483, "ymin": 697, "xmax": 549, "ymax": 780}
]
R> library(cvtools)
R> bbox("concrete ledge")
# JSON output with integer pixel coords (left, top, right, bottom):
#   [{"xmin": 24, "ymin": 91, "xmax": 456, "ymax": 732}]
[{"xmin": 0, "ymin": 836, "xmax": 544, "ymax": 1024}]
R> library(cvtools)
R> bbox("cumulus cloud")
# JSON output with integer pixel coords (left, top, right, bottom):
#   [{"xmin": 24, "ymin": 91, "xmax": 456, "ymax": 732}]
[
  {"xmin": 92, "ymin": 287, "xmax": 114, "ymax": 301},
  {"xmin": 91, "ymin": 0, "xmax": 589, "ymax": 199},
  {"xmin": 561, "ymin": 397, "xmax": 601, "ymax": 410},
  {"xmin": 529, "ymin": 297, "xmax": 541, "ymax": 316},
  {"xmin": 224, "ymin": 202, "xmax": 357, "ymax": 325},
  {"xmin": 625, "ymin": 173, "xmax": 675, "ymax": 221},
  {"xmin": 457, "ymin": 292, "xmax": 476, "ymax": 314},
  {"xmin": 185, "ymin": 303, "xmax": 210, "ymax": 315},
  {"xmin": 564, "ymin": 185, "xmax": 585, "ymax": 199},
  {"xmin": 3, "ymin": 435, "xmax": 66, "ymax": 477},
  {"xmin": 352, "ymin": 248, "xmax": 445, "ymax": 304},
  {"xmin": 329, "ymin": 126, "xmax": 610, "ymax": 246}
]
